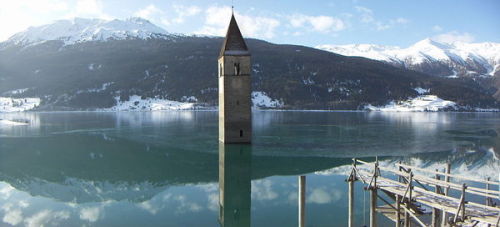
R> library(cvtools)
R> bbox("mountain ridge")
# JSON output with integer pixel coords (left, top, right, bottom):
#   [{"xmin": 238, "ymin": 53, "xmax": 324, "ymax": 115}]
[
  {"xmin": 4, "ymin": 17, "xmax": 173, "ymax": 46},
  {"xmin": 0, "ymin": 18, "xmax": 498, "ymax": 111},
  {"xmin": 317, "ymin": 38, "xmax": 500, "ymax": 78}
]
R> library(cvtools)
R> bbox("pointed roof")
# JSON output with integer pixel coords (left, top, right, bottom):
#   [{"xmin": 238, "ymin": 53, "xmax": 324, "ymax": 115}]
[{"xmin": 219, "ymin": 14, "xmax": 250, "ymax": 57}]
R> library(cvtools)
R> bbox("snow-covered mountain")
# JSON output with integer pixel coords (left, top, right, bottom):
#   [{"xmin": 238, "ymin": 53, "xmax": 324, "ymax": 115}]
[
  {"xmin": 317, "ymin": 39, "xmax": 500, "ymax": 78},
  {"xmin": 0, "ymin": 18, "xmax": 498, "ymax": 111},
  {"xmin": 5, "ymin": 17, "xmax": 171, "ymax": 46}
]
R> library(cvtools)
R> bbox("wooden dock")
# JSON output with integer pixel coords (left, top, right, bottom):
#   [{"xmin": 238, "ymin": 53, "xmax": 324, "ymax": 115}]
[{"xmin": 347, "ymin": 158, "xmax": 499, "ymax": 227}]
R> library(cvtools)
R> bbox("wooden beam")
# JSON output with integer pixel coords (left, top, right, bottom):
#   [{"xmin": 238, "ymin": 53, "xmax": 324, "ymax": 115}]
[
  {"xmin": 432, "ymin": 170, "xmax": 441, "ymax": 227},
  {"xmin": 396, "ymin": 195, "xmax": 401, "ymax": 227},
  {"xmin": 396, "ymin": 163, "xmax": 499, "ymax": 186}
]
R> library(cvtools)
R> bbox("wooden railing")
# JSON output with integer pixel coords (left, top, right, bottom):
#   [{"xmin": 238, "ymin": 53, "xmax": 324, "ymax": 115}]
[{"xmin": 348, "ymin": 158, "xmax": 499, "ymax": 227}]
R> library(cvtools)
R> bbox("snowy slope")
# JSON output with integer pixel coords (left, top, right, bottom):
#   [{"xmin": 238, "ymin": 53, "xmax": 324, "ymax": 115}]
[
  {"xmin": 0, "ymin": 97, "xmax": 41, "ymax": 112},
  {"xmin": 317, "ymin": 39, "xmax": 500, "ymax": 78},
  {"xmin": 365, "ymin": 95, "xmax": 457, "ymax": 112},
  {"xmin": 6, "ymin": 17, "xmax": 171, "ymax": 46}
]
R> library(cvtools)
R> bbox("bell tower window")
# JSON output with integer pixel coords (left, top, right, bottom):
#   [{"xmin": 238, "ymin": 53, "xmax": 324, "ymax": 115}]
[{"xmin": 234, "ymin": 63, "xmax": 240, "ymax": 76}]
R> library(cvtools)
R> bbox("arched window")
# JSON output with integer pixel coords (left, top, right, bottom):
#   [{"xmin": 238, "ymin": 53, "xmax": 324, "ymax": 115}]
[{"xmin": 234, "ymin": 63, "xmax": 240, "ymax": 76}]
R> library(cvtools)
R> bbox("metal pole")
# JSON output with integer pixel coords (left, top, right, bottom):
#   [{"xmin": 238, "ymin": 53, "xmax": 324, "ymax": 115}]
[
  {"xmin": 349, "ymin": 178, "xmax": 355, "ymax": 227},
  {"xmin": 299, "ymin": 175, "xmax": 306, "ymax": 227}
]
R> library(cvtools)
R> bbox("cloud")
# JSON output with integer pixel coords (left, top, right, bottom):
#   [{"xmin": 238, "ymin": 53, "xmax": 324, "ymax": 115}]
[
  {"xmin": 79, "ymin": 206, "xmax": 102, "ymax": 222},
  {"xmin": 355, "ymin": 6, "xmax": 408, "ymax": 31},
  {"xmin": 251, "ymin": 179, "xmax": 278, "ymax": 200},
  {"xmin": 196, "ymin": 6, "xmax": 280, "ymax": 39},
  {"xmin": 173, "ymin": 5, "xmax": 202, "ymax": 24},
  {"xmin": 0, "ymin": 0, "xmax": 116, "ymax": 41},
  {"xmin": 391, "ymin": 17, "xmax": 409, "ymax": 24},
  {"xmin": 60, "ymin": 0, "xmax": 110, "ymax": 20},
  {"xmin": 290, "ymin": 14, "xmax": 345, "ymax": 33},
  {"xmin": 0, "ymin": 0, "xmax": 69, "ymax": 41},
  {"xmin": 432, "ymin": 25, "xmax": 443, "ymax": 32},
  {"xmin": 307, "ymin": 187, "xmax": 343, "ymax": 204},
  {"xmin": 134, "ymin": 4, "xmax": 170, "ymax": 26},
  {"xmin": 70, "ymin": 0, "xmax": 110, "ymax": 19},
  {"xmin": 24, "ymin": 210, "xmax": 70, "ymax": 227},
  {"xmin": 433, "ymin": 31, "xmax": 475, "ymax": 43},
  {"xmin": 2, "ymin": 209, "xmax": 23, "ymax": 225},
  {"xmin": 355, "ymin": 6, "xmax": 374, "ymax": 23}
]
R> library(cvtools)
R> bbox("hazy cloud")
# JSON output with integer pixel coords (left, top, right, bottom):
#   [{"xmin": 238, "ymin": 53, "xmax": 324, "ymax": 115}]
[
  {"xmin": 355, "ymin": 6, "xmax": 408, "ymax": 31},
  {"xmin": 173, "ymin": 5, "xmax": 202, "ymax": 24},
  {"xmin": 433, "ymin": 31, "xmax": 475, "ymax": 43},
  {"xmin": 79, "ymin": 206, "xmax": 102, "ymax": 222},
  {"xmin": 196, "ymin": 6, "xmax": 280, "ymax": 39},
  {"xmin": 290, "ymin": 14, "xmax": 345, "ymax": 33},
  {"xmin": 432, "ymin": 25, "xmax": 443, "ymax": 32},
  {"xmin": 69, "ymin": 0, "xmax": 110, "ymax": 19},
  {"xmin": 133, "ymin": 4, "xmax": 170, "ymax": 26},
  {"xmin": 0, "ymin": 0, "xmax": 69, "ymax": 41},
  {"xmin": 24, "ymin": 210, "xmax": 70, "ymax": 227}
]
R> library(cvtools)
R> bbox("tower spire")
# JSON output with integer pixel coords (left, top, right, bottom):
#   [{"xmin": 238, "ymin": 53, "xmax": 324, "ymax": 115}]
[{"xmin": 219, "ymin": 12, "xmax": 249, "ymax": 57}]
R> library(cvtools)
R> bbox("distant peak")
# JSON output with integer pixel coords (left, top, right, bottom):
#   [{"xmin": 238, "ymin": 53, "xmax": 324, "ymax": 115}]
[
  {"xmin": 126, "ymin": 17, "xmax": 152, "ymax": 24},
  {"xmin": 5, "ymin": 17, "xmax": 170, "ymax": 46},
  {"xmin": 411, "ymin": 38, "xmax": 452, "ymax": 49}
]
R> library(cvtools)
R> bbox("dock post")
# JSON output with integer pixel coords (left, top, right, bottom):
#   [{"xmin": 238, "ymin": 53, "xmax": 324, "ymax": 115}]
[
  {"xmin": 404, "ymin": 172, "xmax": 413, "ymax": 227},
  {"xmin": 348, "ymin": 159, "xmax": 356, "ymax": 227},
  {"xmin": 441, "ymin": 163, "xmax": 451, "ymax": 227},
  {"xmin": 298, "ymin": 175, "xmax": 306, "ymax": 227},
  {"xmin": 349, "ymin": 178, "xmax": 354, "ymax": 227},
  {"xmin": 395, "ymin": 194, "xmax": 401, "ymax": 227},
  {"xmin": 432, "ymin": 169, "xmax": 441, "ymax": 227},
  {"xmin": 370, "ymin": 159, "xmax": 378, "ymax": 227},
  {"xmin": 486, "ymin": 177, "xmax": 491, "ymax": 206}
]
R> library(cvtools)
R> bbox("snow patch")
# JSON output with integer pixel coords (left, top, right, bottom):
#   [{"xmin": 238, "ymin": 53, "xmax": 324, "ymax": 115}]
[
  {"xmin": 447, "ymin": 70, "xmax": 458, "ymax": 78},
  {"xmin": 77, "ymin": 82, "xmax": 113, "ymax": 94},
  {"xmin": 0, "ymin": 119, "xmax": 29, "ymax": 126},
  {"xmin": 4, "ymin": 88, "xmax": 29, "ymax": 95},
  {"xmin": 365, "ymin": 95, "xmax": 456, "ymax": 112},
  {"xmin": 181, "ymin": 96, "xmax": 198, "ymax": 102},
  {"xmin": 414, "ymin": 87, "xmax": 429, "ymax": 95},
  {"xmin": 252, "ymin": 91, "xmax": 283, "ymax": 108},
  {"xmin": 0, "ymin": 97, "xmax": 41, "ymax": 112},
  {"xmin": 105, "ymin": 95, "xmax": 195, "ymax": 111}
]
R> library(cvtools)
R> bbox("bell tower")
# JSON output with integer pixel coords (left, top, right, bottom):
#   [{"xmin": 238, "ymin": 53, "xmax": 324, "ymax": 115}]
[{"xmin": 218, "ymin": 13, "xmax": 251, "ymax": 144}]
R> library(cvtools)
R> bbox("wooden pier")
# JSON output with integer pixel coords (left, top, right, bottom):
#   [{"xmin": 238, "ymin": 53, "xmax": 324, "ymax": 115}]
[{"xmin": 347, "ymin": 158, "xmax": 499, "ymax": 227}]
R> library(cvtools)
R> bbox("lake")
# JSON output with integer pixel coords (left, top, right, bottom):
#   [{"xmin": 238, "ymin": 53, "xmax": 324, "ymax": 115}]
[{"xmin": 0, "ymin": 111, "xmax": 498, "ymax": 226}]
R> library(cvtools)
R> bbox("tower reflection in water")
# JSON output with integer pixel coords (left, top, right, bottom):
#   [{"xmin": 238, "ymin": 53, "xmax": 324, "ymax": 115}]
[{"xmin": 218, "ymin": 143, "xmax": 252, "ymax": 227}]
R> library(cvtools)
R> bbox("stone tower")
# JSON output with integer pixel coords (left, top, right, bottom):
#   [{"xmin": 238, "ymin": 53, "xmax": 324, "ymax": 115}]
[{"xmin": 218, "ymin": 13, "xmax": 251, "ymax": 144}]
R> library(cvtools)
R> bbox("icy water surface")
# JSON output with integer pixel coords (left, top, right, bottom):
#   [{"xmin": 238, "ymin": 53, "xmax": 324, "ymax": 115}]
[{"xmin": 0, "ymin": 111, "xmax": 498, "ymax": 226}]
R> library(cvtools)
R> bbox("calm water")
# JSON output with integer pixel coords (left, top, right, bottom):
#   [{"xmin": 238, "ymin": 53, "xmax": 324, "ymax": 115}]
[{"xmin": 0, "ymin": 111, "xmax": 498, "ymax": 226}]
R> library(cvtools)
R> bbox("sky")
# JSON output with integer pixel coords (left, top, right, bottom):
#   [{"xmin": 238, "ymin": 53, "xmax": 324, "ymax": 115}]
[{"xmin": 0, "ymin": 0, "xmax": 499, "ymax": 47}]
